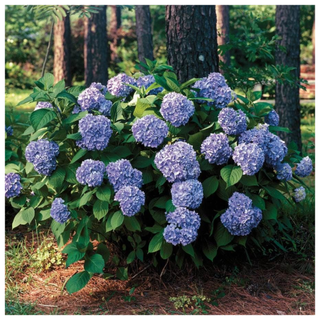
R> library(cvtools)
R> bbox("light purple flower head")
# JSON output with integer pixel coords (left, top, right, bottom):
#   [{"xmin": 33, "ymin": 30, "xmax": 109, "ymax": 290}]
[
  {"xmin": 50, "ymin": 198, "xmax": 71, "ymax": 224},
  {"xmin": 265, "ymin": 110, "xmax": 280, "ymax": 126},
  {"xmin": 35, "ymin": 102, "xmax": 53, "ymax": 110},
  {"xmin": 107, "ymin": 73, "xmax": 136, "ymax": 98},
  {"xmin": 136, "ymin": 75, "xmax": 163, "ymax": 95},
  {"xmin": 293, "ymin": 186, "xmax": 306, "ymax": 202},
  {"xmin": 218, "ymin": 108, "xmax": 247, "ymax": 135},
  {"xmin": 76, "ymin": 159, "xmax": 106, "ymax": 187},
  {"xmin": 295, "ymin": 156, "xmax": 313, "ymax": 177},
  {"xmin": 275, "ymin": 163, "xmax": 292, "ymax": 181},
  {"xmin": 5, "ymin": 173, "xmax": 22, "ymax": 198}
]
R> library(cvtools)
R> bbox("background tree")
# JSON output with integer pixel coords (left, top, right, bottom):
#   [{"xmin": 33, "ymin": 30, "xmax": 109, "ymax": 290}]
[
  {"xmin": 53, "ymin": 12, "xmax": 72, "ymax": 86},
  {"xmin": 135, "ymin": 5, "xmax": 154, "ymax": 64},
  {"xmin": 84, "ymin": 5, "xmax": 108, "ymax": 86},
  {"xmin": 165, "ymin": 5, "xmax": 219, "ymax": 82},
  {"xmin": 312, "ymin": 19, "xmax": 315, "ymax": 65},
  {"xmin": 275, "ymin": 5, "xmax": 302, "ymax": 151},
  {"xmin": 216, "ymin": 5, "xmax": 230, "ymax": 67},
  {"xmin": 109, "ymin": 5, "xmax": 122, "ymax": 65}
]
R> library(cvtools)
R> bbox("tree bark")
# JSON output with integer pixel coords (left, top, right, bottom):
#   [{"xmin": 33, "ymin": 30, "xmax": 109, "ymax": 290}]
[
  {"xmin": 166, "ymin": 5, "xmax": 219, "ymax": 83},
  {"xmin": 275, "ymin": 5, "xmax": 302, "ymax": 151},
  {"xmin": 312, "ymin": 19, "xmax": 315, "ymax": 65},
  {"xmin": 53, "ymin": 13, "xmax": 72, "ymax": 86},
  {"xmin": 109, "ymin": 5, "xmax": 121, "ymax": 64},
  {"xmin": 135, "ymin": 5, "xmax": 154, "ymax": 63},
  {"xmin": 216, "ymin": 5, "xmax": 230, "ymax": 67},
  {"xmin": 84, "ymin": 6, "xmax": 108, "ymax": 87}
]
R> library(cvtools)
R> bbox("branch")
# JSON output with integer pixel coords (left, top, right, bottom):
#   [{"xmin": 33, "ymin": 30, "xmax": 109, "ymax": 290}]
[{"xmin": 41, "ymin": 19, "xmax": 55, "ymax": 78}]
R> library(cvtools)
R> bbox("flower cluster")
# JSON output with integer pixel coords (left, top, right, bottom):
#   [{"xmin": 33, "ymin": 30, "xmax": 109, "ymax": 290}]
[
  {"xmin": 275, "ymin": 163, "xmax": 292, "ymax": 181},
  {"xmin": 35, "ymin": 102, "xmax": 53, "ymax": 110},
  {"xmin": 50, "ymin": 198, "xmax": 71, "ymax": 224},
  {"xmin": 218, "ymin": 108, "xmax": 247, "ymax": 135},
  {"xmin": 106, "ymin": 159, "xmax": 143, "ymax": 192},
  {"xmin": 293, "ymin": 186, "xmax": 306, "ymax": 202},
  {"xmin": 265, "ymin": 110, "xmax": 279, "ymax": 127},
  {"xmin": 136, "ymin": 75, "xmax": 163, "ymax": 95},
  {"xmin": 163, "ymin": 207, "xmax": 201, "ymax": 246},
  {"xmin": 132, "ymin": 115, "xmax": 168, "ymax": 148},
  {"xmin": 264, "ymin": 133, "xmax": 287, "ymax": 167},
  {"xmin": 5, "ymin": 126, "xmax": 13, "ymax": 136},
  {"xmin": 114, "ymin": 186, "xmax": 145, "ymax": 216},
  {"xmin": 238, "ymin": 124, "xmax": 270, "ymax": 153},
  {"xmin": 155, "ymin": 141, "xmax": 200, "ymax": 183},
  {"xmin": 90, "ymin": 82, "xmax": 107, "ymax": 94},
  {"xmin": 25, "ymin": 139, "xmax": 59, "ymax": 176},
  {"xmin": 201, "ymin": 133, "xmax": 232, "ymax": 165},
  {"xmin": 5, "ymin": 173, "xmax": 22, "ymax": 198},
  {"xmin": 76, "ymin": 114, "xmax": 112, "ymax": 151},
  {"xmin": 220, "ymin": 192, "xmax": 262, "ymax": 236},
  {"xmin": 76, "ymin": 159, "xmax": 106, "ymax": 187},
  {"xmin": 107, "ymin": 73, "xmax": 136, "ymax": 97},
  {"xmin": 160, "ymin": 92, "xmax": 195, "ymax": 127},
  {"xmin": 295, "ymin": 156, "xmax": 313, "ymax": 177},
  {"xmin": 233, "ymin": 143, "xmax": 265, "ymax": 175},
  {"xmin": 171, "ymin": 179, "xmax": 203, "ymax": 209}
]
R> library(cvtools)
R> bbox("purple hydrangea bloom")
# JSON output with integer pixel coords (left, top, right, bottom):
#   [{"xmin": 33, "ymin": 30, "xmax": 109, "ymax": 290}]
[
  {"xmin": 76, "ymin": 114, "xmax": 112, "ymax": 151},
  {"xmin": 5, "ymin": 173, "xmax": 22, "ymax": 198},
  {"xmin": 154, "ymin": 141, "xmax": 201, "ymax": 183},
  {"xmin": 114, "ymin": 186, "xmax": 145, "ymax": 216},
  {"xmin": 25, "ymin": 139, "xmax": 59, "ymax": 176},
  {"xmin": 50, "ymin": 198, "xmax": 71, "ymax": 224},
  {"xmin": 72, "ymin": 105, "xmax": 81, "ymax": 114},
  {"xmin": 136, "ymin": 75, "xmax": 163, "ymax": 95},
  {"xmin": 265, "ymin": 110, "xmax": 280, "ymax": 126},
  {"xmin": 275, "ymin": 163, "xmax": 292, "ymax": 181},
  {"xmin": 218, "ymin": 108, "xmax": 247, "ymax": 135},
  {"xmin": 160, "ymin": 92, "xmax": 195, "ymax": 127},
  {"xmin": 201, "ymin": 133, "xmax": 233, "ymax": 165},
  {"xmin": 35, "ymin": 102, "xmax": 53, "ymax": 110},
  {"xmin": 106, "ymin": 159, "xmax": 143, "ymax": 192},
  {"xmin": 5, "ymin": 126, "xmax": 13, "ymax": 136},
  {"xmin": 295, "ymin": 156, "xmax": 313, "ymax": 177},
  {"xmin": 89, "ymin": 82, "xmax": 107, "ymax": 95},
  {"xmin": 264, "ymin": 133, "xmax": 287, "ymax": 167},
  {"xmin": 132, "ymin": 115, "xmax": 168, "ymax": 148},
  {"xmin": 171, "ymin": 179, "xmax": 204, "ymax": 209},
  {"xmin": 293, "ymin": 186, "xmax": 306, "ymax": 202},
  {"xmin": 76, "ymin": 159, "xmax": 106, "ymax": 187},
  {"xmin": 220, "ymin": 192, "xmax": 262, "ymax": 236},
  {"xmin": 233, "ymin": 143, "xmax": 265, "ymax": 176},
  {"xmin": 107, "ymin": 73, "xmax": 136, "ymax": 97},
  {"xmin": 163, "ymin": 207, "xmax": 201, "ymax": 246},
  {"xmin": 238, "ymin": 124, "xmax": 270, "ymax": 153}
]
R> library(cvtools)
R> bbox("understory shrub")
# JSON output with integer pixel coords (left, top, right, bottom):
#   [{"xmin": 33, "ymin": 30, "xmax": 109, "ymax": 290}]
[{"xmin": 5, "ymin": 60, "xmax": 313, "ymax": 293}]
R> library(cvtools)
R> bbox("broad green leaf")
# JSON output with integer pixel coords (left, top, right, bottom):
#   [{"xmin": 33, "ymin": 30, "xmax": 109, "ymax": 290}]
[
  {"xmin": 182, "ymin": 244, "xmax": 195, "ymax": 258},
  {"xmin": 127, "ymin": 251, "xmax": 136, "ymax": 264},
  {"xmin": 30, "ymin": 109, "xmax": 57, "ymax": 131},
  {"xmin": 93, "ymin": 200, "xmax": 109, "ymax": 220},
  {"xmin": 56, "ymin": 90, "xmax": 77, "ymax": 103},
  {"xmin": 37, "ymin": 209, "xmax": 51, "ymax": 221},
  {"xmin": 116, "ymin": 267, "xmax": 128, "ymax": 280},
  {"xmin": 67, "ymin": 132, "xmax": 82, "ymax": 140},
  {"xmin": 79, "ymin": 191, "xmax": 93, "ymax": 207},
  {"xmin": 96, "ymin": 185, "xmax": 112, "ymax": 202},
  {"xmin": 66, "ymin": 271, "xmax": 91, "ymax": 294},
  {"xmin": 220, "ymin": 165, "xmax": 243, "ymax": 188},
  {"xmin": 202, "ymin": 241, "xmax": 217, "ymax": 262},
  {"xmin": 12, "ymin": 210, "xmax": 28, "ymax": 229},
  {"xmin": 263, "ymin": 202, "xmax": 278, "ymax": 220},
  {"xmin": 124, "ymin": 216, "xmax": 141, "ymax": 232},
  {"xmin": 111, "ymin": 211, "xmax": 124, "ymax": 230},
  {"xmin": 66, "ymin": 250, "xmax": 85, "ymax": 267},
  {"xmin": 148, "ymin": 232, "xmax": 164, "ymax": 253},
  {"xmin": 70, "ymin": 149, "xmax": 87, "ymax": 164},
  {"xmin": 214, "ymin": 222, "xmax": 234, "ymax": 247},
  {"xmin": 48, "ymin": 167, "xmax": 66, "ymax": 191},
  {"xmin": 84, "ymin": 254, "xmax": 105, "ymax": 273},
  {"xmin": 202, "ymin": 176, "xmax": 219, "ymax": 198},
  {"xmin": 96, "ymin": 243, "xmax": 110, "ymax": 263},
  {"xmin": 160, "ymin": 242, "xmax": 173, "ymax": 259},
  {"xmin": 62, "ymin": 111, "xmax": 88, "ymax": 125},
  {"xmin": 240, "ymin": 175, "xmax": 258, "ymax": 186},
  {"xmin": 21, "ymin": 207, "xmax": 35, "ymax": 224},
  {"xmin": 263, "ymin": 186, "xmax": 287, "ymax": 201},
  {"xmin": 250, "ymin": 194, "xmax": 266, "ymax": 210}
]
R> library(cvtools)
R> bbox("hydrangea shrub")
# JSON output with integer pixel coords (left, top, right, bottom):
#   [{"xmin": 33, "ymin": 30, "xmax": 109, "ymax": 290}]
[{"xmin": 5, "ymin": 65, "xmax": 313, "ymax": 294}]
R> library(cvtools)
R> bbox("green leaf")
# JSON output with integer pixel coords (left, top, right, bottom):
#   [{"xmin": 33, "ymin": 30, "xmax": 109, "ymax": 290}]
[
  {"xmin": 48, "ymin": 167, "xmax": 66, "ymax": 191},
  {"xmin": 53, "ymin": 79, "xmax": 65, "ymax": 96},
  {"xmin": 84, "ymin": 254, "xmax": 105, "ymax": 273},
  {"xmin": 269, "ymin": 126, "xmax": 291, "ymax": 133},
  {"xmin": 22, "ymin": 125, "xmax": 35, "ymax": 136},
  {"xmin": 12, "ymin": 210, "xmax": 28, "ymax": 229},
  {"xmin": 160, "ymin": 242, "xmax": 173, "ymax": 259},
  {"xmin": 263, "ymin": 202, "xmax": 278, "ymax": 220},
  {"xmin": 79, "ymin": 191, "xmax": 93, "ymax": 207},
  {"xmin": 111, "ymin": 211, "xmax": 124, "ymax": 230},
  {"xmin": 136, "ymin": 248, "xmax": 144, "ymax": 262},
  {"xmin": 66, "ymin": 250, "xmax": 85, "ymax": 267},
  {"xmin": 67, "ymin": 132, "xmax": 82, "ymax": 140},
  {"xmin": 66, "ymin": 271, "xmax": 91, "ymax": 294},
  {"xmin": 202, "ymin": 242, "xmax": 217, "ymax": 262},
  {"xmin": 10, "ymin": 195, "xmax": 27, "ymax": 208},
  {"xmin": 37, "ymin": 209, "xmax": 51, "ymax": 221},
  {"xmin": 148, "ymin": 232, "xmax": 164, "ymax": 253},
  {"xmin": 113, "ymin": 146, "xmax": 132, "ymax": 158},
  {"xmin": 220, "ymin": 165, "xmax": 243, "ymax": 188},
  {"xmin": 188, "ymin": 132, "xmax": 204, "ymax": 150},
  {"xmin": 93, "ymin": 200, "xmax": 109, "ymax": 221},
  {"xmin": 131, "ymin": 156, "xmax": 153, "ymax": 168},
  {"xmin": 29, "ymin": 196, "xmax": 42, "ymax": 209},
  {"xmin": 263, "ymin": 186, "xmax": 287, "ymax": 201},
  {"xmin": 124, "ymin": 216, "xmax": 141, "ymax": 231},
  {"xmin": 250, "ymin": 194, "xmax": 266, "ymax": 210},
  {"xmin": 30, "ymin": 109, "xmax": 57, "ymax": 131},
  {"xmin": 154, "ymin": 74, "xmax": 172, "ymax": 91},
  {"xmin": 202, "ymin": 176, "xmax": 219, "ymax": 198},
  {"xmin": 21, "ymin": 207, "xmax": 35, "ymax": 224},
  {"xmin": 25, "ymin": 162, "xmax": 34, "ymax": 174},
  {"xmin": 62, "ymin": 111, "xmax": 87, "ymax": 125},
  {"xmin": 96, "ymin": 243, "xmax": 110, "ymax": 263},
  {"xmin": 145, "ymin": 224, "xmax": 164, "ymax": 234},
  {"xmin": 70, "ymin": 149, "xmax": 87, "ymax": 164},
  {"xmin": 240, "ymin": 175, "xmax": 259, "ymax": 186},
  {"xmin": 165, "ymin": 77, "xmax": 180, "ymax": 92},
  {"xmin": 182, "ymin": 244, "xmax": 195, "ymax": 258},
  {"xmin": 127, "ymin": 251, "xmax": 136, "ymax": 264},
  {"xmin": 62, "ymin": 242, "xmax": 77, "ymax": 254},
  {"xmin": 214, "ymin": 222, "xmax": 234, "ymax": 247},
  {"xmin": 17, "ymin": 95, "xmax": 34, "ymax": 106},
  {"xmin": 56, "ymin": 90, "xmax": 77, "ymax": 103},
  {"xmin": 96, "ymin": 185, "xmax": 112, "ymax": 202},
  {"xmin": 116, "ymin": 267, "xmax": 128, "ymax": 280}
]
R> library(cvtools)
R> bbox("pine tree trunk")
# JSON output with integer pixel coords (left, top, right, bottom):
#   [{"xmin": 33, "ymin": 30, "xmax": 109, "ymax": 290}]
[
  {"xmin": 54, "ymin": 13, "xmax": 72, "ymax": 86},
  {"xmin": 135, "ymin": 5, "xmax": 154, "ymax": 63},
  {"xmin": 109, "ymin": 5, "xmax": 121, "ymax": 64},
  {"xmin": 275, "ymin": 5, "xmax": 302, "ymax": 151},
  {"xmin": 216, "ymin": 5, "xmax": 230, "ymax": 67},
  {"xmin": 312, "ymin": 19, "xmax": 315, "ymax": 65},
  {"xmin": 166, "ymin": 5, "xmax": 219, "ymax": 83},
  {"xmin": 84, "ymin": 6, "xmax": 108, "ymax": 87}
]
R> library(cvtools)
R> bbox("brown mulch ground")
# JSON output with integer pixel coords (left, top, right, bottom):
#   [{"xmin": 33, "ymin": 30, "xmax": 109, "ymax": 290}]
[{"xmin": 5, "ymin": 228, "xmax": 315, "ymax": 315}]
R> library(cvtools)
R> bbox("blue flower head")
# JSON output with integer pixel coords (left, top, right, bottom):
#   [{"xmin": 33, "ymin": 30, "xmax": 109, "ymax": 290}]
[
  {"xmin": 275, "ymin": 163, "xmax": 292, "ymax": 181},
  {"xmin": 218, "ymin": 108, "xmax": 247, "ymax": 135},
  {"xmin": 50, "ymin": 198, "xmax": 71, "ymax": 224},
  {"xmin": 35, "ymin": 102, "xmax": 53, "ymax": 110},
  {"xmin": 114, "ymin": 186, "xmax": 145, "ymax": 216},
  {"xmin": 136, "ymin": 75, "xmax": 163, "ymax": 95},
  {"xmin": 107, "ymin": 73, "xmax": 136, "ymax": 98},
  {"xmin": 295, "ymin": 156, "xmax": 313, "ymax": 177},
  {"xmin": 293, "ymin": 186, "xmax": 306, "ymax": 202},
  {"xmin": 5, "ymin": 173, "xmax": 22, "ymax": 198},
  {"xmin": 265, "ymin": 110, "xmax": 280, "ymax": 126},
  {"xmin": 238, "ymin": 124, "xmax": 270, "ymax": 153},
  {"xmin": 89, "ymin": 82, "xmax": 107, "ymax": 95},
  {"xmin": 5, "ymin": 126, "xmax": 13, "ymax": 136},
  {"xmin": 76, "ymin": 159, "xmax": 106, "ymax": 187},
  {"xmin": 264, "ymin": 133, "xmax": 287, "ymax": 167}
]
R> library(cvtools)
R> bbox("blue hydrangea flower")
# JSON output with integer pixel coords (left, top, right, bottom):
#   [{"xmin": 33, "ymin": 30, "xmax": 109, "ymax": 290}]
[
  {"xmin": 25, "ymin": 139, "xmax": 59, "ymax": 176},
  {"xmin": 295, "ymin": 156, "xmax": 313, "ymax": 177},
  {"xmin": 5, "ymin": 126, "xmax": 13, "ymax": 136},
  {"xmin": 107, "ymin": 73, "xmax": 136, "ymax": 98},
  {"xmin": 293, "ymin": 186, "xmax": 306, "ymax": 202},
  {"xmin": 50, "ymin": 198, "xmax": 71, "ymax": 224},
  {"xmin": 221, "ymin": 192, "xmax": 262, "ymax": 236},
  {"xmin": 35, "ymin": 102, "xmax": 53, "ymax": 110},
  {"xmin": 218, "ymin": 108, "xmax": 247, "ymax": 135},
  {"xmin": 238, "ymin": 124, "xmax": 270, "ymax": 153},
  {"xmin": 89, "ymin": 82, "xmax": 107, "ymax": 95},
  {"xmin": 163, "ymin": 207, "xmax": 201, "ymax": 246},
  {"xmin": 160, "ymin": 92, "xmax": 195, "ymax": 127},
  {"xmin": 154, "ymin": 141, "xmax": 201, "ymax": 183},
  {"xmin": 72, "ymin": 105, "xmax": 81, "ymax": 114},
  {"xmin": 265, "ymin": 110, "xmax": 279, "ymax": 126},
  {"xmin": 136, "ymin": 75, "xmax": 163, "ymax": 95},
  {"xmin": 233, "ymin": 143, "xmax": 265, "ymax": 176},
  {"xmin": 171, "ymin": 179, "xmax": 203, "ymax": 209},
  {"xmin": 201, "ymin": 133, "xmax": 233, "ymax": 165},
  {"xmin": 76, "ymin": 114, "xmax": 112, "ymax": 151},
  {"xmin": 264, "ymin": 133, "xmax": 287, "ymax": 167},
  {"xmin": 106, "ymin": 159, "xmax": 143, "ymax": 192},
  {"xmin": 275, "ymin": 163, "xmax": 292, "ymax": 181},
  {"xmin": 114, "ymin": 185, "xmax": 145, "ymax": 216},
  {"xmin": 132, "ymin": 115, "xmax": 168, "ymax": 148},
  {"xmin": 5, "ymin": 173, "xmax": 22, "ymax": 198},
  {"xmin": 76, "ymin": 159, "xmax": 106, "ymax": 187}
]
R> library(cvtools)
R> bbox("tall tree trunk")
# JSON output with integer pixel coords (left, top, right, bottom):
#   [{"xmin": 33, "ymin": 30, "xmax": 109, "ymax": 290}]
[
  {"xmin": 216, "ymin": 5, "xmax": 230, "ymax": 67},
  {"xmin": 84, "ymin": 6, "xmax": 108, "ymax": 87},
  {"xmin": 54, "ymin": 13, "xmax": 72, "ymax": 86},
  {"xmin": 166, "ymin": 5, "xmax": 219, "ymax": 83},
  {"xmin": 312, "ymin": 19, "xmax": 315, "ymax": 65},
  {"xmin": 275, "ymin": 5, "xmax": 302, "ymax": 151},
  {"xmin": 109, "ymin": 5, "xmax": 121, "ymax": 64},
  {"xmin": 135, "ymin": 5, "xmax": 154, "ymax": 63}
]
